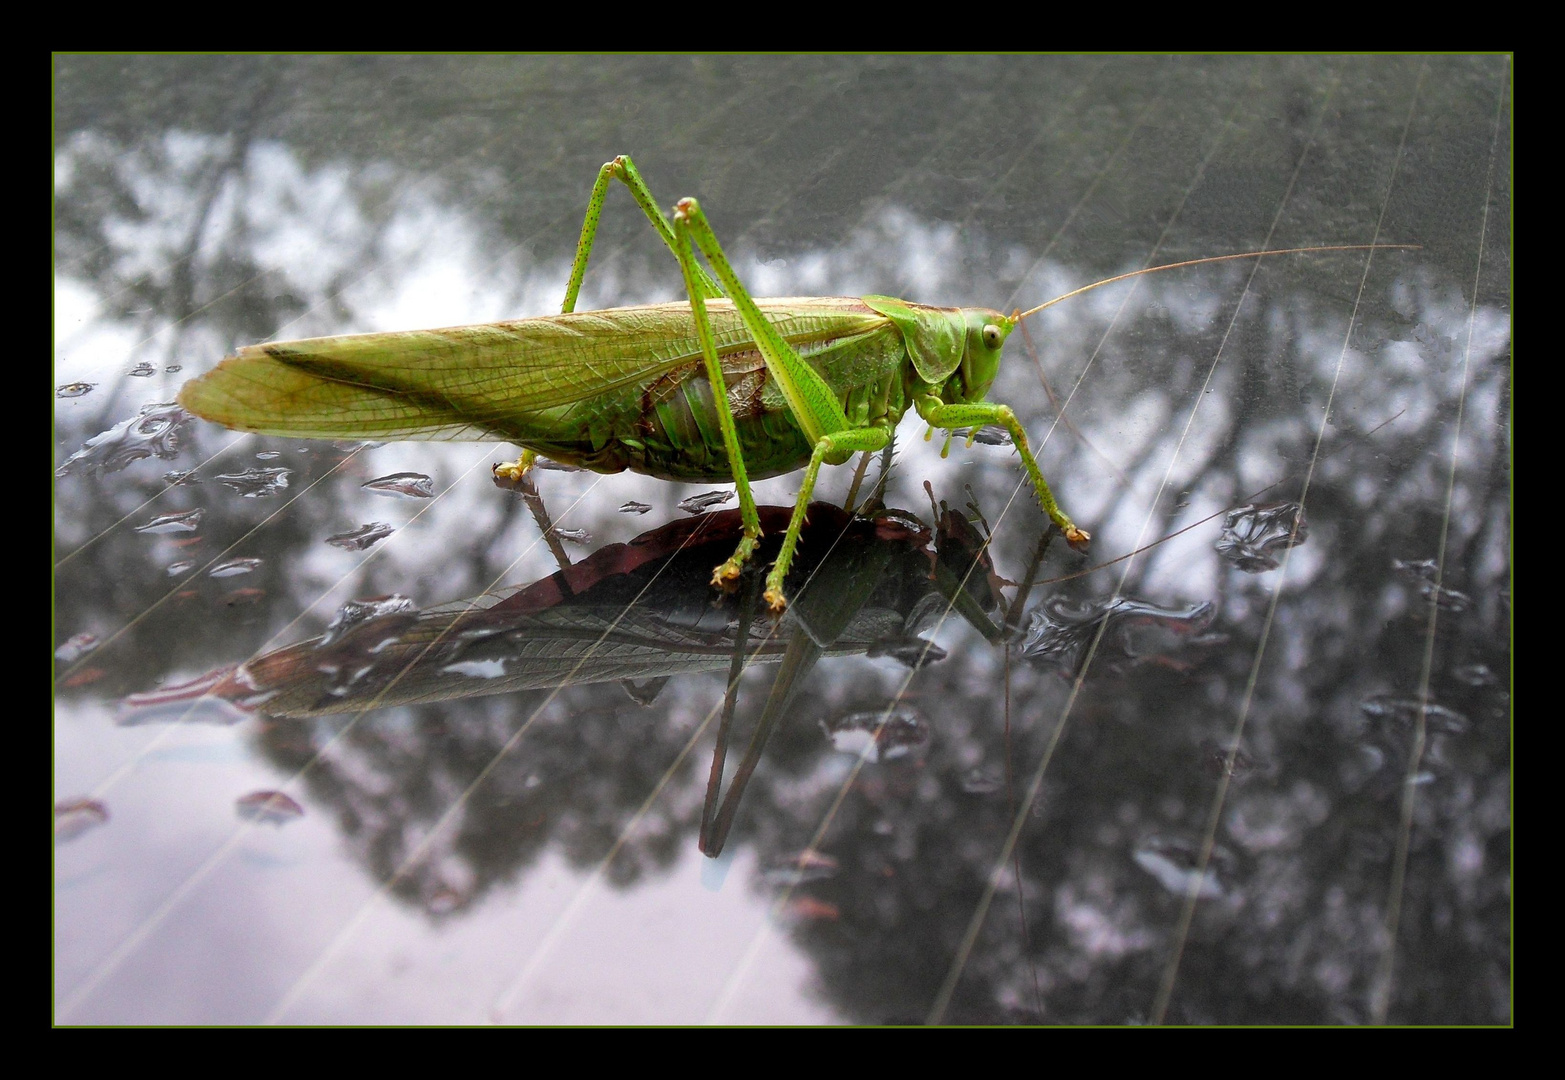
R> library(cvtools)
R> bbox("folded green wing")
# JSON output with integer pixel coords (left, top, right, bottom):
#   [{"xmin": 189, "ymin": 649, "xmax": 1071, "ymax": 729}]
[{"xmin": 178, "ymin": 299, "xmax": 887, "ymax": 442}]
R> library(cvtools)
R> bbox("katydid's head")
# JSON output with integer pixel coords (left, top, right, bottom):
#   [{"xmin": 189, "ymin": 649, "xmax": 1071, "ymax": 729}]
[
  {"xmin": 946, "ymin": 308, "xmax": 1014, "ymax": 404},
  {"xmin": 860, "ymin": 295, "xmax": 1016, "ymax": 400}
]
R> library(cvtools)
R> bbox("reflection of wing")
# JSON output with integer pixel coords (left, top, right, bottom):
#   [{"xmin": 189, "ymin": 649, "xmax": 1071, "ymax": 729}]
[{"xmin": 178, "ymin": 298, "xmax": 887, "ymax": 442}]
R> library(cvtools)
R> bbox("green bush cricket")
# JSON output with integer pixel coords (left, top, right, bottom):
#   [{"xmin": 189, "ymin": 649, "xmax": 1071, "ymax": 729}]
[{"xmin": 177, "ymin": 155, "xmax": 1402, "ymax": 611}]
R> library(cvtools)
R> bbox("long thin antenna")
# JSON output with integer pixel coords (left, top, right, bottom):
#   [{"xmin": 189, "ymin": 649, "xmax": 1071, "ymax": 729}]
[{"xmin": 1013, "ymin": 244, "xmax": 1420, "ymax": 322}]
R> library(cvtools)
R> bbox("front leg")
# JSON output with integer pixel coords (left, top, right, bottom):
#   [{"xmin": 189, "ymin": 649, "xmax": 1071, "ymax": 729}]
[
  {"xmin": 916, "ymin": 395, "xmax": 1090, "ymax": 551},
  {"xmin": 765, "ymin": 425, "xmax": 893, "ymax": 612}
]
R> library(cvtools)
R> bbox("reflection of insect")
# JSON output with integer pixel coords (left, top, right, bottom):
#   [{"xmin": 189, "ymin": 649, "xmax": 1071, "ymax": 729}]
[
  {"xmin": 178, "ymin": 155, "xmax": 1400, "ymax": 611},
  {"xmin": 118, "ymin": 496, "xmax": 1023, "ymax": 856}
]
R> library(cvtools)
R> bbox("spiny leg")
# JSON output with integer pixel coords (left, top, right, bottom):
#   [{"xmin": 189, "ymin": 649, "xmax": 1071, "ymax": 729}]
[
  {"xmin": 495, "ymin": 156, "xmax": 726, "ymax": 481},
  {"xmin": 562, "ymin": 156, "xmax": 722, "ymax": 315},
  {"xmin": 916, "ymin": 396, "xmax": 1090, "ymax": 551},
  {"xmin": 672, "ymin": 199, "xmax": 853, "ymax": 451},
  {"xmin": 670, "ymin": 204, "xmax": 763, "ymax": 588},
  {"xmin": 670, "ymin": 197, "xmax": 873, "ymax": 601},
  {"xmin": 766, "ymin": 426, "xmax": 892, "ymax": 612},
  {"xmin": 842, "ymin": 450, "xmax": 876, "ymax": 515}
]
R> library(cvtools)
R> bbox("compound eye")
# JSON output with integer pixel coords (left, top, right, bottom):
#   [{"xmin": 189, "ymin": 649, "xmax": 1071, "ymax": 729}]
[{"xmin": 981, "ymin": 324, "xmax": 1003, "ymax": 350}]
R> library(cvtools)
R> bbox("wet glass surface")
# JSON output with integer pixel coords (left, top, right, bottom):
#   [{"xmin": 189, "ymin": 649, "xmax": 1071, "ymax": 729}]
[{"xmin": 54, "ymin": 56, "xmax": 1511, "ymax": 1025}]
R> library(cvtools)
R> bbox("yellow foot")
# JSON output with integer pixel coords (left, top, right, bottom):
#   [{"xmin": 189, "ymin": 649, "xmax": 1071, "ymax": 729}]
[
  {"xmin": 763, "ymin": 587, "xmax": 789, "ymax": 613},
  {"xmin": 710, "ymin": 560, "xmax": 744, "ymax": 592},
  {"xmin": 492, "ymin": 449, "xmax": 538, "ymax": 483}
]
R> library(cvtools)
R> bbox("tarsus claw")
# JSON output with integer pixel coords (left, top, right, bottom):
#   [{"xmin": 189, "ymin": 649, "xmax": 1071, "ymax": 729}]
[{"xmin": 492, "ymin": 450, "xmax": 538, "ymax": 484}]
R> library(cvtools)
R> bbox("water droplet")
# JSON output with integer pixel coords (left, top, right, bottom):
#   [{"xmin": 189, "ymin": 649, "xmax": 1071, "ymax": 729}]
[
  {"xmin": 117, "ymin": 666, "xmax": 257, "ymax": 725},
  {"xmin": 214, "ymin": 467, "xmax": 292, "ymax": 497},
  {"xmin": 326, "ymin": 522, "xmax": 395, "ymax": 550},
  {"xmin": 56, "ymin": 402, "xmax": 193, "ymax": 476},
  {"xmin": 319, "ymin": 595, "xmax": 417, "ymax": 647},
  {"xmin": 1132, "ymin": 836, "xmax": 1230, "ymax": 899},
  {"xmin": 1393, "ymin": 558, "xmax": 1472, "ymax": 611},
  {"xmin": 1360, "ymin": 693, "xmax": 1470, "ymax": 734},
  {"xmin": 128, "ymin": 361, "xmax": 157, "ymax": 377},
  {"xmin": 678, "ymin": 489, "xmax": 734, "ymax": 514},
  {"xmin": 619, "ymin": 501, "xmax": 653, "ymax": 515},
  {"xmin": 362, "ymin": 472, "xmax": 434, "ymax": 499},
  {"xmin": 865, "ymin": 636, "xmax": 947, "ymax": 668},
  {"xmin": 442, "ymin": 658, "xmax": 508, "ymax": 680},
  {"xmin": 220, "ymin": 587, "xmax": 266, "ymax": 606},
  {"xmin": 209, "ymin": 557, "xmax": 263, "ymax": 578},
  {"xmin": 1390, "ymin": 557, "xmax": 1470, "ymax": 609},
  {"xmin": 164, "ymin": 364, "xmax": 182, "ymax": 373},
  {"xmin": 550, "ymin": 527, "xmax": 592, "ymax": 546},
  {"xmin": 1215, "ymin": 502, "xmax": 1307, "ymax": 572},
  {"xmin": 235, "ymin": 790, "xmax": 304, "ymax": 825},
  {"xmin": 821, "ymin": 708, "xmax": 931, "ymax": 762},
  {"xmin": 166, "ymin": 559, "xmax": 195, "ymax": 576},
  {"xmin": 162, "ymin": 469, "xmax": 200, "ymax": 485},
  {"xmin": 55, "ymin": 798, "xmax": 109, "ymax": 843},
  {"xmin": 255, "ymin": 450, "xmax": 282, "ymax": 460},
  {"xmin": 960, "ymin": 766, "xmax": 1005, "ymax": 794},
  {"xmin": 134, "ymin": 508, "xmax": 204, "ymax": 535},
  {"xmin": 1453, "ymin": 663, "xmax": 1498, "ymax": 687},
  {"xmin": 425, "ymin": 885, "xmax": 468, "ymax": 915},
  {"xmin": 1392, "ymin": 558, "xmax": 1439, "ymax": 584},
  {"xmin": 1418, "ymin": 572, "xmax": 1469, "ymax": 609},
  {"xmin": 760, "ymin": 849, "xmax": 839, "ymax": 887},
  {"xmin": 56, "ymin": 382, "xmax": 95, "ymax": 398},
  {"xmin": 1198, "ymin": 738, "xmax": 1258, "ymax": 780},
  {"xmin": 54, "ymin": 632, "xmax": 98, "ymax": 663},
  {"xmin": 1339, "ymin": 743, "xmax": 1388, "ymax": 793},
  {"xmin": 1021, "ymin": 595, "xmax": 1214, "ymax": 677}
]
